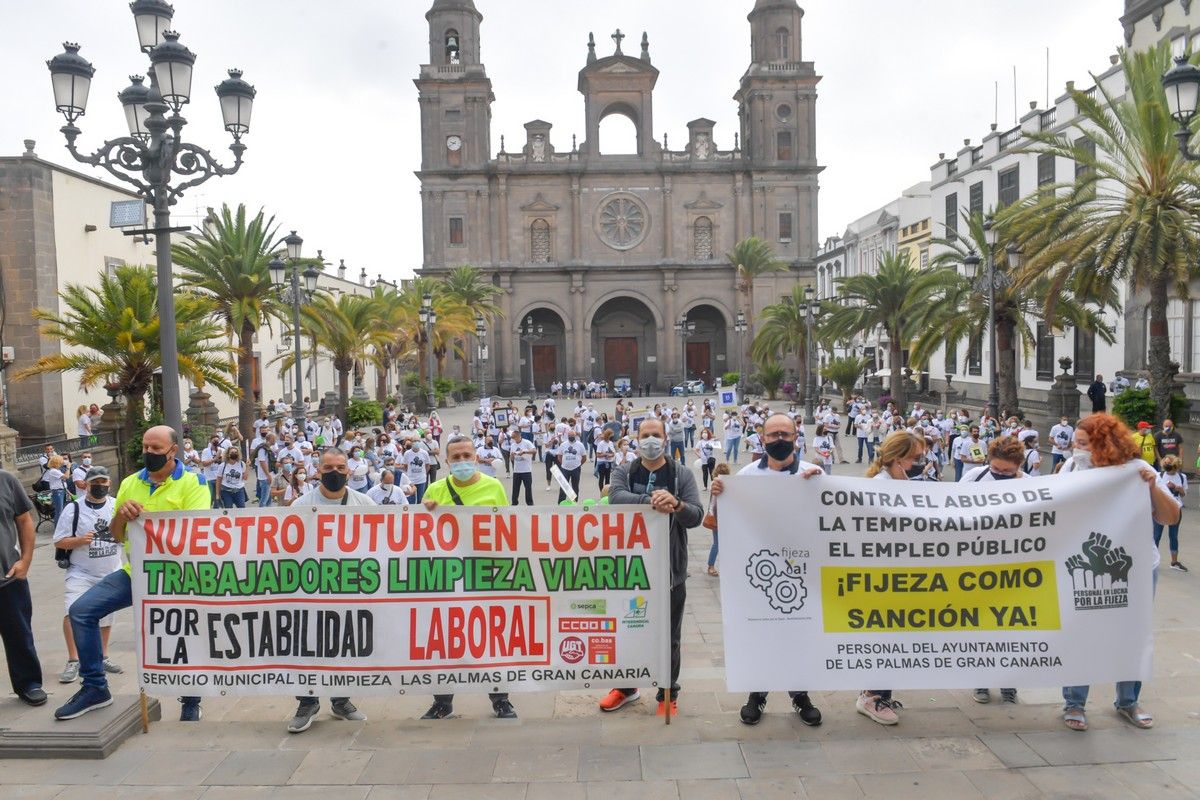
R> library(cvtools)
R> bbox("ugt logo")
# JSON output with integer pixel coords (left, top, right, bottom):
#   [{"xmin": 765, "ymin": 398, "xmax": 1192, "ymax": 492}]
[
  {"xmin": 745, "ymin": 549, "xmax": 807, "ymax": 614},
  {"xmin": 1065, "ymin": 532, "xmax": 1131, "ymax": 611}
]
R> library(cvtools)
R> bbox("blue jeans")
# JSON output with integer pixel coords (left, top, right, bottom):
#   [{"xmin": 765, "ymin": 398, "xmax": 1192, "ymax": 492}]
[
  {"xmin": 413, "ymin": 482, "xmax": 427, "ymax": 503},
  {"xmin": 220, "ymin": 487, "xmax": 247, "ymax": 508},
  {"xmin": 68, "ymin": 570, "xmax": 200, "ymax": 707},
  {"xmin": 708, "ymin": 530, "xmax": 719, "ymax": 568},
  {"xmin": 725, "ymin": 436, "xmax": 741, "ymax": 462},
  {"xmin": 954, "ymin": 459, "xmax": 964, "ymax": 481},
  {"xmin": 51, "ymin": 489, "xmax": 66, "ymax": 522},
  {"xmin": 1051, "ymin": 453, "xmax": 1066, "ymax": 470},
  {"xmin": 866, "ymin": 440, "xmax": 877, "ymax": 461},
  {"xmin": 257, "ymin": 479, "xmax": 271, "ymax": 507},
  {"xmin": 684, "ymin": 428, "xmax": 695, "ymax": 448},
  {"xmin": 670, "ymin": 440, "xmax": 686, "ymax": 464},
  {"xmin": 1153, "ymin": 519, "xmax": 1181, "ymax": 554}
]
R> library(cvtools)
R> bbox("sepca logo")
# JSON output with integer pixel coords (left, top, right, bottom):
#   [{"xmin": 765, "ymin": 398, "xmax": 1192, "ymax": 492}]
[{"xmin": 569, "ymin": 599, "xmax": 607, "ymax": 615}]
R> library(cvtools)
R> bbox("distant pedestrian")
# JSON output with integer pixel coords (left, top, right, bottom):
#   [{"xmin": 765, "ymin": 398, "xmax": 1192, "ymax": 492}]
[
  {"xmin": 1087, "ymin": 374, "xmax": 1107, "ymax": 413},
  {"xmin": 0, "ymin": 466, "xmax": 44, "ymax": 708}
]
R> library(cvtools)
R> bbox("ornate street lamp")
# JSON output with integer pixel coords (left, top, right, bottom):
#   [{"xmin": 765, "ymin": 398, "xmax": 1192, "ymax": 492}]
[
  {"xmin": 674, "ymin": 315, "xmax": 696, "ymax": 385},
  {"xmin": 46, "ymin": 4, "xmax": 255, "ymax": 434},
  {"xmin": 420, "ymin": 293, "xmax": 437, "ymax": 410},
  {"xmin": 268, "ymin": 231, "xmax": 319, "ymax": 421},
  {"xmin": 802, "ymin": 285, "xmax": 817, "ymax": 425},
  {"xmin": 1163, "ymin": 55, "xmax": 1200, "ymax": 160},
  {"xmin": 519, "ymin": 316, "xmax": 545, "ymax": 397},
  {"xmin": 474, "ymin": 314, "xmax": 488, "ymax": 397}
]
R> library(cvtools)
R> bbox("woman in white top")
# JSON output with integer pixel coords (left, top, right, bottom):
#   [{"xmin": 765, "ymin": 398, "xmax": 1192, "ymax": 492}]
[
  {"xmin": 45, "ymin": 454, "xmax": 68, "ymax": 522},
  {"xmin": 810, "ymin": 424, "xmax": 835, "ymax": 475},
  {"xmin": 76, "ymin": 404, "xmax": 92, "ymax": 447},
  {"xmin": 347, "ymin": 448, "xmax": 370, "ymax": 492},
  {"xmin": 216, "ymin": 447, "xmax": 248, "ymax": 508},
  {"xmin": 695, "ymin": 428, "xmax": 717, "ymax": 489},
  {"xmin": 594, "ymin": 429, "xmax": 617, "ymax": 491},
  {"xmin": 856, "ymin": 430, "xmax": 925, "ymax": 728},
  {"xmin": 1156, "ymin": 455, "xmax": 1187, "ymax": 572}
]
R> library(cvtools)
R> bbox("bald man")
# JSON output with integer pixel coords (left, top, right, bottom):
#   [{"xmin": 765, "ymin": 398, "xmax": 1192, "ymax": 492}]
[{"xmin": 55, "ymin": 426, "xmax": 211, "ymax": 722}]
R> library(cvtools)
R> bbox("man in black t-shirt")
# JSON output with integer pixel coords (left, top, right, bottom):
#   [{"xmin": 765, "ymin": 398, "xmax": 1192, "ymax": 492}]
[
  {"xmin": 1155, "ymin": 419, "xmax": 1183, "ymax": 463},
  {"xmin": 0, "ymin": 469, "xmax": 45, "ymax": 706}
]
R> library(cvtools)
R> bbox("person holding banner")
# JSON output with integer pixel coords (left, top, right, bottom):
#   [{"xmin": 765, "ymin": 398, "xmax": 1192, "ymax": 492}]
[
  {"xmin": 710, "ymin": 413, "xmax": 824, "ymax": 727},
  {"xmin": 599, "ymin": 416, "xmax": 703, "ymax": 716},
  {"xmin": 55, "ymin": 426, "xmax": 204, "ymax": 721},
  {"xmin": 555, "ymin": 431, "xmax": 587, "ymax": 503},
  {"xmin": 1059, "ymin": 413, "xmax": 1180, "ymax": 731},
  {"xmin": 420, "ymin": 434, "xmax": 517, "ymax": 720}
]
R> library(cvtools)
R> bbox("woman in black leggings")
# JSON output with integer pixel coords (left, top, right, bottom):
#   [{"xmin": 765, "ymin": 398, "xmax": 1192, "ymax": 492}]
[
  {"xmin": 696, "ymin": 428, "xmax": 718, "ymax": 488},
  {"xmin": 543, "ymin": 433, "xmax": 560, "ymax": 492}
]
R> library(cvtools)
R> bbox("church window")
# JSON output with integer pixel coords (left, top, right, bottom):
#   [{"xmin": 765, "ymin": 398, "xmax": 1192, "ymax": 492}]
[
  {"xmin": 778, "ymin": 212, "xmax": 793, "ymax": 243},
  {"xmin": 445, "ymin": 29, "xmax": 460, "ymax": 64},
  {"xmin": 531, "ymin": 219, "xmax": 551, "ymax": 263},
  {"xmin": 776, "ymin": 131, "xmax": 793, "ymax": 161},
  {"xmin": 775, "ymin": 28, "xmax": 790, "ymax": 61},
  {"xmin": 693, "ymin": 217, "xmax": 713, "ymax": 260},
  {"xmin": 449, "ymin": 217, "xmax": 464, "ymax": 245}
]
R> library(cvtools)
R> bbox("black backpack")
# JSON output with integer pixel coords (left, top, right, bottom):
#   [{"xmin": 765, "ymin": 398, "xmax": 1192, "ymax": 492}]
[
  {"xmin": 255, "ymin": 443, "xmax": 276, "ymax": 473},
  {"xmin": 54, "ymin": 502, "xmax": 81, "ymax": 569},
  {"xmin": 32, "ymin": 469, "xmax": 50, "ymax": 492}
]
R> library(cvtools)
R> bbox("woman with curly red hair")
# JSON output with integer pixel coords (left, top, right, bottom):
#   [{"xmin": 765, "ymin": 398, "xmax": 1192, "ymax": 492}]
[{"xmin": 1059, "ymin": 413, "xmax": 1180, "ymax": 732}]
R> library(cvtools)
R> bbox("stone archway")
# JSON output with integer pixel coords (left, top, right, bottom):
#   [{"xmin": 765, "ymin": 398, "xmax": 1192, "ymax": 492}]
[
  {"xmin": 516, "ymin": 308, "xmax": 567, "ymax": 393},
  {"xmin": 681, "ymin": 304, "xmax": 728, "ymax": 387},
  {"xmin": 590, "ymin": 296, "xmax": 658, "ymax": 393}
]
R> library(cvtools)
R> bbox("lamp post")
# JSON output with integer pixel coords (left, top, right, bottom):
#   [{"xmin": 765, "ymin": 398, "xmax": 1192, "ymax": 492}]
[
  {"xmin": 801, "ymin": 285, "xmax": 817, "ymax": 425},
  {"xmin": 474, "ymin": 314, "xmax": 487, "ymax": 397},
  {"xmin": 1162, "ymin": 55, "xmax": 1200, "ymax": 160},
  {"xmin": 964, "ymin": 221, "xmax": 1003, "ymax": 416},
  {"xmin": 269, "ymin": 231, "xmax": 318, "ymax": 422},
  {"xmin": 734, "ymin": 310, "xmax": 747, "ymax": 381},
  {"xmin": 674, "ymin": 315, "xmax": 696, "ymax": 386},
  {"xmin": 519, "ymin": 316, "xmax": 544, "ymax": 398},
  {"xmin": 419, "ymin": 292, "xmax": 437, "ymax": 411},
  {"xmin": 46, "ymin": 1, "xmax": 255, "ymax": 434}
]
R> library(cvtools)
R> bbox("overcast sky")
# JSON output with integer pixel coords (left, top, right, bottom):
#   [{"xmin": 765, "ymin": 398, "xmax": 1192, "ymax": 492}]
[{"xmin": 1, "ymin": 0, "xmax": 1121, "ymax": 281}]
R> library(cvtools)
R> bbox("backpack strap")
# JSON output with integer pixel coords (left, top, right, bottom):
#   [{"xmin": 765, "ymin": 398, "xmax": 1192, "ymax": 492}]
[
  {"xmin": 445, "ymin": 480, "xmax": 464, "ymax": 506},
  {"xmin": 71, "ymin": 500, "xmax": 81, "ymax": 535}
]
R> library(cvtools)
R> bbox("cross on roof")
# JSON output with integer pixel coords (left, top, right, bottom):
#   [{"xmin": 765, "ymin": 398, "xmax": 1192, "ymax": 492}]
[{"xmin": 611, "ymin": 29, "xmax": 625, "ymax": 54}]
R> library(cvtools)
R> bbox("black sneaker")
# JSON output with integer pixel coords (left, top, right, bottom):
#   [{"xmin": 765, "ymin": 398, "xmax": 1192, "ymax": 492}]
[
  {"xmin": 740, "ymin": 692, "xmax": 766, "ymax": 725},
  {"xmin": 287, "ymin": 700, "xmax": 318, "ymax": 733},
  {"xmin": 493, "ymin": 698, "xmax": 518, "ymax": 719},
  {"xmin": 179, "ymin": 702, "xmax": 203, "ymax": 722},
  {"xmin": 421, "ymin": 701, "xmax": 453, "ymax": 719},
  {"xmin": 1171, "ymin": 561, "xmax": 1189, "ymax": 572},
  {"xmin": 18, "ymin": 686, "xmax": 47, "ymax": 707},
  {"xmin": 1000, "ymin": 689, "xmax": 1018, "ymax": 704},
  {"xmin": 792, "ymin": 692, "xmax": 822, "ymax": 726}
]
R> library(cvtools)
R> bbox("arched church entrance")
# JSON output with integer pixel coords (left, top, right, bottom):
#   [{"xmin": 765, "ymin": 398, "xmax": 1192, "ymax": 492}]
[
  {"xmin": 518, "ymin": 308, "xmax": 567, "ymax": 393},
  {"xmin": 682, "ymin": 304, "xmax": 728, "ymax": 387},
  {"xmin": 590, "ymin": 296, "xmax": 658, "ymax": 391}
]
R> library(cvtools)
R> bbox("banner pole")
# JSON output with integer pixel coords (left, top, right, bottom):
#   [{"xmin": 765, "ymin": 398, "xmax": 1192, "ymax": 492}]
[{"xmin": 139, "ymin": 689, "xmax": 150, "ymax": 734}]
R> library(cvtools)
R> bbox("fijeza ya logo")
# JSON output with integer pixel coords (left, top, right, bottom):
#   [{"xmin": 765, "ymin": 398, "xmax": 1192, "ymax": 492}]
[
  {"xmin": 1065, "ymin": 532, "xmax": 1130, "ymax": 610},
  {"xmin": 746, "ymin": 549, "xmax": 807, "ymax": 613}
]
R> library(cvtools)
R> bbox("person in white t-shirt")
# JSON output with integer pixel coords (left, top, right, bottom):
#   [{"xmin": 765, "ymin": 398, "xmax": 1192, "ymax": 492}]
[
  {"xmin": 216, "ymin": 447, "xmax": 248, "ymax": 508},
  {"xmin": 366, "ymin": 469, "xmax": 409, "ymax": 505},
  {"xmin": 53, "ymin": 467, "xmax": 122, "ymax": 683},
  {"xmin": 509, "ymin": 430, "xmax": 537, "ymax": 505},
  {"xmin": 810, "ymin": 424, "xmax": 835, "ymax": 474},
  {"xmin": 695, "ymin": 428, "xmax": 718, "ymax": 488},
  {"xmin": 476, "ymin": 438, "xmax": 502, "ymax": 477},
  {"xmin": 402, "ymin": 443, "xmax": 430, "ymax": 503},
  {"xmin": 723, "ymin": 413, "xmax": 743, "ymax": 463},
  {"xmin": 71, "ymin": 454, "xmax": 91, "ymax": 494},
  {"xmin": 45, "ymin": 455, "xmax": 68, "ymax": 523},
  {"xmin": 555, "ymin": 432, "xmax": 587, "ymax": 502},
  {"xmin": 594, "ymin": 429, "xmax": 617, "ymax": 491},
  {"xmin": 1156, "ymin": 455, "xmax": 1187, "ymax": 572},
  {"xmin": 76, "ymin": 404, "xmax": 92, "ymax": 448},
  {"xmin": 1049, "ymin": 416, "xmax": 1074, "ymax": 471}
]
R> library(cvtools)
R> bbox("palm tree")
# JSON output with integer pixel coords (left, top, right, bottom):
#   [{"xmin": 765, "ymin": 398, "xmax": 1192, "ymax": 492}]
[
  {"xmin": 916, "ymin": 213, "xmax": 1119, "ymax": 414},
  {"xmin": 751, "ymin": 284, "xmax": 811, "ymax": 404},
  {"xmin": 367, "ymin": 285, "xmax": 415, "ymax": 402},
  {"xmin": 278, "ymin": 292, "xmax": 388, "ymax": 411},
  {"xmin": 439, "ymin": 265, "xmax": 502, "ymax": 383},
  {"xmin": 823, "ymin": 356, "xmax": 871, "ymax": 404},
  {"xmin": 173, "ymin": 203, "xmax": 284, "ymax": 436},
  {"xmin": 14, "ymin": 264, "xmax": 237, "ymax": 433},
  {"xmin": 728, "ymin": 237, "xmax": 788, "ymax": 371},
  {"xmin": 1000, "ymin": 43, "xmax": 1200, "ymax": 423},
  {"xmin": 821, "ymin": 250, "xmax": 959, "ymax": 412}
]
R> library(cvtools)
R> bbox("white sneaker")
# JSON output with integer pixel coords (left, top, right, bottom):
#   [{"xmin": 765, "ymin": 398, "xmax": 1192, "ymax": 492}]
[
  {"xmin": 855, "ymin": 691, "xmax": 900, "ymax": 725},
  {"xmin": 59, "ymin": 660, "xmax": 79, "ymax": 683}
]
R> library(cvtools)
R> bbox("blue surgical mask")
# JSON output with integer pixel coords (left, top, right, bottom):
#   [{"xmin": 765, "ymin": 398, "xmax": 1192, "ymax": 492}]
[{"xmin": 450, "ymin": 461, "xmax": 478, "ymax": 482}]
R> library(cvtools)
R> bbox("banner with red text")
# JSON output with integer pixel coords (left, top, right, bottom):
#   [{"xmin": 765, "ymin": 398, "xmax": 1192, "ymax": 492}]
[{"xmin": 130, "ymin": 505, "xmax": 670, "ymax": 696}]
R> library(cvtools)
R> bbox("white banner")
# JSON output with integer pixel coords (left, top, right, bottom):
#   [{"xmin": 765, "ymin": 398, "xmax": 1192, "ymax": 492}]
[
  {"xmin": 130, "ymin": 505, "xmax": 670, "ymax": 697},
  {"xmin": 719, "ymin": 463, "xmax": 1154, "ymax": 691}
]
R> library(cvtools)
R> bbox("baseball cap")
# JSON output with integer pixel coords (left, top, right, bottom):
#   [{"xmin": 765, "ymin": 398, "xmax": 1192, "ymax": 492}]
[
  {"xmin": 85, "ymin": 466, "xmax": 110, "ymax": 482},
  {"xmin": 1137, "ymin": 421, "xmax": 1152, "ymax": 429}
]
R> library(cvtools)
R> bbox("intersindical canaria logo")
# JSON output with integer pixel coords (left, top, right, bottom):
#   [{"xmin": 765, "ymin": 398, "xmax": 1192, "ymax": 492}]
[{"xmin": 746, "ymin": 549, "xmax": 808, "ymax": 614}]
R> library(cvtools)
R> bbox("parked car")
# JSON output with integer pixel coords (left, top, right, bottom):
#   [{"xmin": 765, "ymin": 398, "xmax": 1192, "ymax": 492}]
[{"xmin": 670, "ymin": 379, "xmax": 707, "ymax": 396}]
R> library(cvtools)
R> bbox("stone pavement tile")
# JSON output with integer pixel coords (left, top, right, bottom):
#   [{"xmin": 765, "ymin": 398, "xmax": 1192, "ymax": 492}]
[
  {"xmin": 471, "ymin": 718, "xmax": 602, "ymax": 747},
  {"xmin": 854, "ymin": 771, "xmax": 984, "ymax": 800},
  {"xmin": 5, "ymin": 789, "xmax": 68, "ymax": 800},
  {"xmin": 405, "ymin": 747, "xmax": 499, "ymax": 784},
  {"xmin": 1103, "ymin": 762, "xmax": 1199, "ymax": 800},
  {"xmin": 961, "ymin": 769, "xmax": 1043, "ymax": 800},
  {"xmin": 54, "ymin": 788, "xmax": 205, "ymax": 800},
  {"xmin": 675, "ymin": 778, "xmax": 741, "ymax": 799},
  {"xmin": 1019, "ymin": 766, "xmax": 1139, "ymax": 799},
  {"xmin": 0, "ymin": 748, "xmax": 150, "ymax": 784},
  {"xmin": 287, "ymin": 748, "xmax": 373, "ymax": 785},
  {"xmin": 277, "ymin": 718, "xmax": 367, "ymax": 750},
  {"xmin": 355, "ymin": 750, "xmax": 421, "ymax": 784},
  {"xmin": 599, "ymin": 714, "xmax": 702, "ymax": 746},
  {"xmin": 576, "ymin": 744, "xmax": 642, "ymax": 782},
  {"xmin": 693, "ymin": 712, "xmax": 799, "ymax": 743},
  {"xmin": 354, "ymin": 720, "xmax": 476, "ymax": 749},
  {"xmin": 1156, "ymin": 759, "xmax": 1200, "ymax": 791},
  {"xmin": 799, "ymin": 775, "xmax": 864, "ymax": 800},
  {"xmin": 640, "ymin": 741, "xmax": 749, "ymax": 781},
  {"xmin": 735, "ymin": 778, "xmax": 809, "ymax": 800},
  {"xmin": 211, "ymin": 695, "xmax": 297, "ymax": 723},
  {"xmin": 583, "ymin": 780, "xmax": 680, "ymax": 800},
  {"xmin": 525, "ymin": 784, "xmax": 586, "ymax": 800},
  {"xmin": 976, "ymin": 733, "xmax": 1049, "ymax": 768},
  {"xmin": 819, "ymin": 739, "xmax": 920, "ymax": 775},
  {"xmin": 203, "ymin": 750, "xmax": 307, "ymax": 786},
  {"xmin": 739, "ymin": 740, "xmax": 833, "ymax": 778},
  {"xmin": 1016, "ymin": 729, "xmax": 1180, "ymax": 766},
  {"xmin": 427, "ymin": 785, "xmax": 528, "ymax": 800},
  {"xmin": 903, "ymin": 736, "xmax": 1005, "ymax": 771},
  {"xmin": 266, "ymin": 788, "xmax": 370, "ymax": 800},
  {"xmin": 364, "ymin": 786, "xmax": 433, "ymax": 800},
  {"xmin": 492, "ymin": 744, "xmax": 579, "ymax": 782},
  {"xmin": 198, "ymin": 789, "xmax": 276, "ymax": 800},
  {"xmin": 121, "ymin": 749, "xmax": 227, "ymax": 784}
]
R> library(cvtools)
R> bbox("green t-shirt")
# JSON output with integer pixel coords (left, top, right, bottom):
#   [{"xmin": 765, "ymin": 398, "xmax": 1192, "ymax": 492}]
[{"xmin": 423, "ymin": 473, "xmax": 507, "ymax": 507}]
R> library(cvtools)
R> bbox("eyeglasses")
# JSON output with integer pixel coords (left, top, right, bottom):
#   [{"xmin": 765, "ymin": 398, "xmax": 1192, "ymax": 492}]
[{"xmin": 763, "ymin": 432, "xmax": 796, "ymax": 442}]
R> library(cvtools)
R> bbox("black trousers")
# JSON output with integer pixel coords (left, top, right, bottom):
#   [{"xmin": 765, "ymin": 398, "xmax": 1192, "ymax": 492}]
[
  {"xmin": 558, "ymin": 467, "xmax": 581, "ymax": 502},
  {"xmin": 701, "ymin": 457, "xmax": 716, "ymax": 488},
  {"xmin": 620, "ymin": 582, "xmax": 685, "ymax": 700},
  {"xmin": 597, "ymin": 461, "xmax": 612, "ymax": 490},
  {"xmin": 0, "ymin": 580, "xmax": 42, "ymax": 694},
  {"xmin": 511, "ymin": 472, "xmax": 533, "ymax": 505},
  {"xmin": 435, "ymin": 692, "xmax": 508, "ymax": 705}
]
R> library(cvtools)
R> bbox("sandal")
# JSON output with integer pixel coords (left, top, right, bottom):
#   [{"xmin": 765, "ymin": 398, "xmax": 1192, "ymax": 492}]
[
  {"xmin": 1117, "ymin": 705, "xmax": 1154, "ymax": 729},
  {"xmin": 707, "ymin": 566, "xmax": 719, "ymax": 576},
  {"xmin": 1063, "ymin": 709, "xmax": 1088, "ymax": 731}
]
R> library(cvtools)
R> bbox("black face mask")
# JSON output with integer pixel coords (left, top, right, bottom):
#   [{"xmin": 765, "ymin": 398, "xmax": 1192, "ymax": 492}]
[
  {"xmin": 905, "ymin": 459, "xmax": 927, "ymax": 479},
  {"xmin": 88, "ymin": 485, "xmax": 109, "ymax": 500},
  {"xmin": 764, "ymin": 439, "xmax": 795, "ymax": 461},
  {"xmin": 143, "ymin": 450, "xmax": 171, "ymax": 472},
  {"xmin": 321, "ymin": 471, "xmax": 348, "ymax": 492},
  {"xmin": 990, "ymin": 469, "xmax": 1017, "ymax": 481}
]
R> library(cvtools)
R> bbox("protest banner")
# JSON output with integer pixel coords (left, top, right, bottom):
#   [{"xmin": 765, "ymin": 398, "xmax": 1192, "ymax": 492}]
[
  {"xmin": 130, "ymin": 505, "xmax": 670, "ymax": 697},
  {"xmin": 718, "ymin": 463, "xmax": 1154, "ymax": 691}
]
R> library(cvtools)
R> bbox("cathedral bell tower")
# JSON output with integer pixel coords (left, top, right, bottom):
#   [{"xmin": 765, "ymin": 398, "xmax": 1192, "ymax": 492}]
[{"xmin": 416, "ymin": 0, "xmax": 493, "ymax": 171}]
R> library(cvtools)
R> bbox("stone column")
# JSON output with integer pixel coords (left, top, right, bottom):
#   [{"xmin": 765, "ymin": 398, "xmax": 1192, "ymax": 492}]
[
  {"xmin": 570, "ymin": 180, "xmax": 582, "ymax": 261},
  {"xmin": 570, "ymin": 272, "xmax": 586, "ymax": 375},
  {"xmin": 497, "ymin": 274, "xmax": 517, "ymax": 395},
  {"xmin": 663, "ymin": 270, "xmax": 677, "ymax": 388},
  {"xmin": 1048, "ymin": 358, "xmax": 1083, "ymax": 421},
  {"xmin": 662, "ymin": 177, "xmax": 674, "ymax": 260},
  {"xmin": 497, "ymin": 176, "xmax": 510, "ymax": 263}
]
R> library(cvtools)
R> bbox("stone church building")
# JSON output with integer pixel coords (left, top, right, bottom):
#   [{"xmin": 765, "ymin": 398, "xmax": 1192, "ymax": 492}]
[{"xmin": 416, "ymin": 0, "xmax": 819, "ymax": 394}]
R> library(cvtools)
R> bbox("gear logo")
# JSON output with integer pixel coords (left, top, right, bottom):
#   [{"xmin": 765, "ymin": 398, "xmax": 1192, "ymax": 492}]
[{"xmin": 745, "ymin": 549, "xmax": 807, "ymax": 613}]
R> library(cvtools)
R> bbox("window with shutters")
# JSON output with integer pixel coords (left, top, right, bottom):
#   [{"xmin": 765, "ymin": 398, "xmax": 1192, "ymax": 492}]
[
  {"xmin": 1074, "ymin": 327, "xmax": 1096, "ymax": 379},
  {"xmin": 530, "ymin": 219, "xmax": 551, "ymax": 263},
  {"xmin": 998, "ymin": 166, "xmax": 1020, "ymax": 208},
  {"xmin": 693, "ymin": 216, "xmax": 713, "ymax": 260},
  {"xmin": 1036, "ymin": 323, "xmax": 1055, "ymax": 381},
  {"xmin": 945, "ymin": 192, "xmax": 958, "ymax": 234},
  {"xmin": 776, "ymin": 131, "xmax": 793, "ymax": 161},
  {"xmin": 775, "ymin": 28, "xmax": 790, "ymax": 61},
  {"xmin": 1037, "ymin": 153, "xmax": 1055, "ymax": 187},
  {"xmin": 944, "ymin": 339, "xmax": 958, "ymax": 375},
  {"xmin": 448, "ymin": 217, "xmax": 464, "ymax": 245},
  {"xmin": 969, "ymin": 182, "xmax": 984, "ymax": 217},
  {"xmin": 967, "ymin": 335, "xmax": 982, "ymax": 376},
  {"xmin": 778, "ymin": 212, "xmax": 793, "ymax": 243}
]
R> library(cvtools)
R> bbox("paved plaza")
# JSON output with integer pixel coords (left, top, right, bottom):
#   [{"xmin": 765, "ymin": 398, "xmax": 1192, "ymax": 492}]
[{"xmin": 2, "ymin": 396, "xmax": 1200, "ymax": 799}]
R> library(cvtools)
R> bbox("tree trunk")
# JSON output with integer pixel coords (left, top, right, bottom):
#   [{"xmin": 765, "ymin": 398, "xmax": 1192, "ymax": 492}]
[
  {"xmin": 338, "ymin": 368, "xmax": 350, "ymax": 415},
  {"xmin": 1148, "ymin": 275, "xmax": 1174, "ymax": 425},
  {"xmin": 417, "ymin": 340, "xmax": 428, "ymax": 387},
  {"xmin": 796, "ymin": 341, "xmax": 808, "ymax": 406},
  {"xmin": 460, "ymin": 338, "xmax": 470, "ymax": 383},
  {"xmin": 237, "ymin": 320, "xmax": 257, "ymax": 438},
  {"xmin": 996, "ymin": 315, "xmax": 1020, "ymax": 417},
  {"xmin": 124, "ymin": 391, "xmax": 146, "ymax": 440},
  {"xmin": 889, "ymin": 337, "xmax": 906, "ymax": 413},
  {"xmin": 376, "ymin": 357, "xmax": 390, "ymax": 403}
]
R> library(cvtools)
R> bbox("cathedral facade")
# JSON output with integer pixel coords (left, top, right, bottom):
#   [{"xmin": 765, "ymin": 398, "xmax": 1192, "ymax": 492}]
[{"xmin": 416, "ymin": 0, "xmax": 820, "ymax": 394}]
